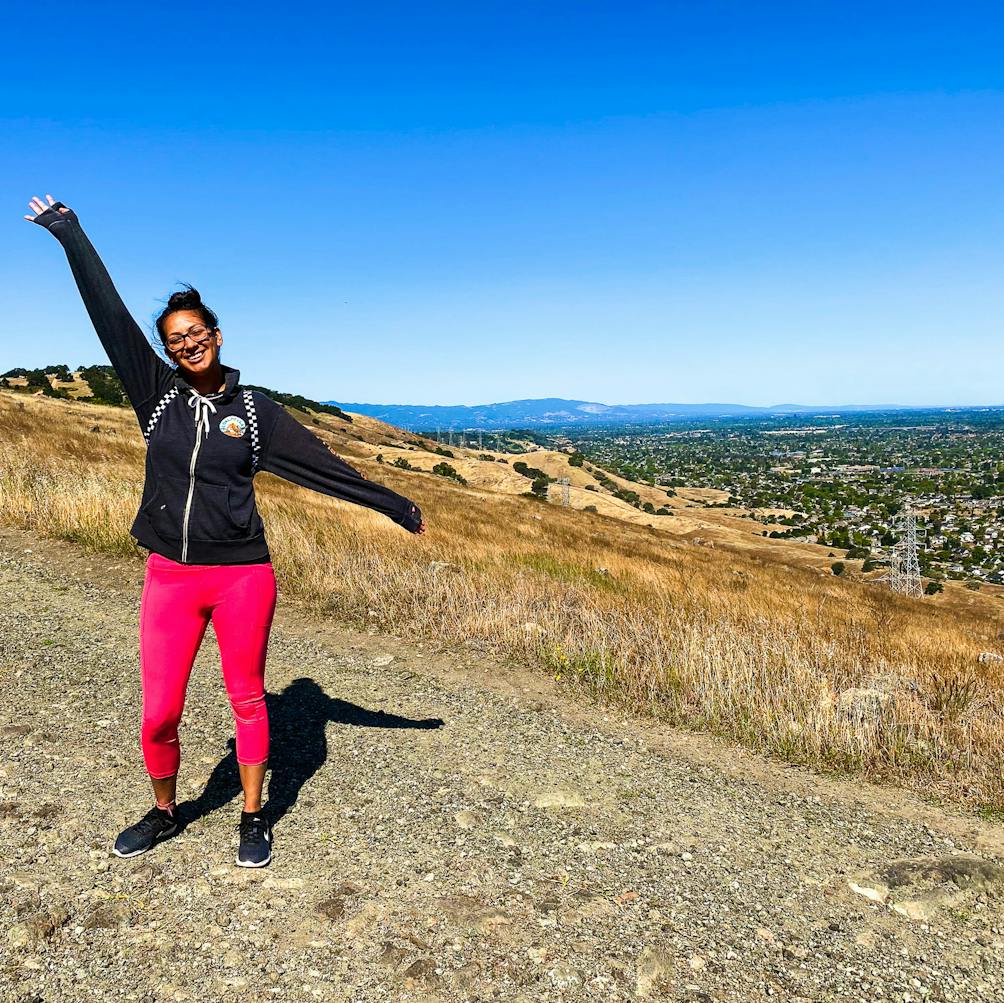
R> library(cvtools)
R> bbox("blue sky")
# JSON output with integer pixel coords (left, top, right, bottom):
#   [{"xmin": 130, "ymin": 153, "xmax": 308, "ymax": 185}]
[{"xmin": 2, "ymin": 2, "xmax": 1003, "ymax": 406}]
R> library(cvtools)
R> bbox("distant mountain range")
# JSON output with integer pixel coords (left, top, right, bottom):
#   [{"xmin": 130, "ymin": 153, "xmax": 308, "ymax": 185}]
[{"xmin": 323, "ymin": 397, "xmax": 932, "ymax": 431}]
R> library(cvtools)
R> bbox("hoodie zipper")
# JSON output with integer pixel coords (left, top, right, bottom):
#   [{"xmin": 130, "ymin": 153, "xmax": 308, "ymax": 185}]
[
  {"xmin": 180, "ymin": 391, "xmax": 220, "ymax": 563},
  {"xmin": 181, "ymin": 423, "xmax": 204, "ymax": 564}
]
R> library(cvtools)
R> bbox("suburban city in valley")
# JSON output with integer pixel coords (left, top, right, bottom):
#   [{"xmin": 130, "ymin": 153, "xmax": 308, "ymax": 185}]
[{"xmin": 532, "ymin": 409, "xmax": 1004, "ymax": 589}]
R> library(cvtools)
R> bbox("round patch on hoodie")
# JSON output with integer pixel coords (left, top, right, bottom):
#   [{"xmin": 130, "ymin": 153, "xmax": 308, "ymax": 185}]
[{"xmin": 219, "ymin": 415, "xmax": 247, "ymax": 438}]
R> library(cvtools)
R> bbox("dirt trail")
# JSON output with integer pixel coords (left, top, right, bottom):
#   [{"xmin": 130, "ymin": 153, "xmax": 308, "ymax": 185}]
[{"xmin": 1, "ymin": 527, "xmax": 1003, "ymax": 1002}]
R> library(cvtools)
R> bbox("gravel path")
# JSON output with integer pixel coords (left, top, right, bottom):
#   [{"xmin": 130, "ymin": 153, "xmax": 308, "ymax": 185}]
[{"xmin": 1, "ymin": 529, "xmax": 1003, "ymax": 1002}]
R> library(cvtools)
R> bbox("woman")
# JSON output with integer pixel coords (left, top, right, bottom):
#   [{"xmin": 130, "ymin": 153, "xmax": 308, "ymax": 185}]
[{"xmin": 24, "ymin": 194, "xmax": 425, "ymax": 868}]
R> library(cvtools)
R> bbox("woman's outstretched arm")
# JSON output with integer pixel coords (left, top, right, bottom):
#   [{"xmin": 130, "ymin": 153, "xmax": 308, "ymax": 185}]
[
  {"xmin": 258, "ymin": 404, "xmax": 426, "ymax": 533},
  {"xmin": 24, "ymin": 194, "xmax": 172, "ymax": 412}
]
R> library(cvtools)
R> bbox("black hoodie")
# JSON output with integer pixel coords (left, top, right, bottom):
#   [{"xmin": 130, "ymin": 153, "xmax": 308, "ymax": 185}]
[{"xmin": 33, "ymin": 201, "xmax": 423, "ymax": 564}]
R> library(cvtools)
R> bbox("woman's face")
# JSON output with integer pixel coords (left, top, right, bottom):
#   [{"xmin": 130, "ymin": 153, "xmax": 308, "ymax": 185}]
[{"xmin": 162, "ymin": 309, "xmax": 223, "ymax": 377}]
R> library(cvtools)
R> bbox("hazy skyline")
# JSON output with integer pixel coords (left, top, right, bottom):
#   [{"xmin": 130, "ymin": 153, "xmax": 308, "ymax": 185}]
[{"xmin": 3, "ymin": 2, "xmax": 1004, "ymax": 406}]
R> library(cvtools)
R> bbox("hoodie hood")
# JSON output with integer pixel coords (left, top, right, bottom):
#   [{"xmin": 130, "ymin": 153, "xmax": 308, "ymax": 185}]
[{"xmin": 172, "ymin": 363, "xmax": 242, "ymax": 403}]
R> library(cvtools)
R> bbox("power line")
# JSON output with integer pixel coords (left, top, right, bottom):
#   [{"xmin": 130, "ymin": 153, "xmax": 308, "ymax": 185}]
[
  {"xmin": 885, "ymin": 502, "xmax": 925, "ymax": 599},
  {"xmin": 560, "ymin": 477, "xmax": 571, "ymax": 507}
]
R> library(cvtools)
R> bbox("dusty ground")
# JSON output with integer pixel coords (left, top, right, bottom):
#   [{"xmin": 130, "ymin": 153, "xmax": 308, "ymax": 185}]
[{"xmin": 1, "ymin": 526, "xmax": 1003, "ymax": 1003}]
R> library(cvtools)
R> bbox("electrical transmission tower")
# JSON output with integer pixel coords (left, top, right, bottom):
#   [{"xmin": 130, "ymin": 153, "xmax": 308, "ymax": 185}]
[
  {"xmin": 560, "ymin": 477, "xmax": 571, "ymax": 507},
  {"xmin": 886, "ymin": 504, "xmax": 925, "ymax": 598}
]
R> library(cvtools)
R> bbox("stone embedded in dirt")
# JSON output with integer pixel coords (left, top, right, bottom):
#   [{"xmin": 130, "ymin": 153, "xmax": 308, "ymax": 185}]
[
  {"xmin": 316, "ymin": 898, "xmax": 346, "ymax": 920},
  {"xmin": 453, "ymin": 810, "xmax": 481, "ymax": 830},
  {"xmin": 636, "ymin": 945, "xmax": 672, "ymax": 998},
  {"xmin": 565, "ymin": 889, "xmax": 618, "ymax": 924},
  {"xmin": 977, "ymin": 651, "xmax": 1003, "ymax": 664},
  {"xmin": 577, "ymin": 840, "xmax": 617, "ymax": 853},
  {"xmin": 533, "ymin": 790, "xmax": 586, "ymax": 809},
  {"xmin": 848, "ymin": 881, "xmax": 889, "ymax": 905},
  {"xmin": 330, "ymin": 882, "xmax": 362, "ymax": 897},
  {"xmin": 6, "ymin": 906, "xmax": 69, "ymax": 949},
  {"xmin": 371, "ymin": 654, "xmax": 395, "ymax": 666},
  {"xmin": 83, "ymin": 902, "xmax": 129, "ymax": 930},
  {"xmin": 849, "ymin": 855, "xmax": 1004, "ymax": 923},
  {"xmin": 881, "ymin": 855, "xmax": 1004, "ymax": 891},
  {"xmin": 378, "ymin": 942, "xmax": 413, "ymax": 969},
  {"xmin": 6, "ymin": 924, "xmax": 30, "ymax": 950},
  {"xmin": 401, "ymin": 957, "xmax": 438, "ymax": 982},
  {"xmin": 129, "ymin": 862, "xmax": 162, "ymax": 885},
  {"xmin": 891, "ymin": 899, "xmax": 936, "ymax": 921},
  {"xmin": 262, "ymin": 875, "xmax": 304, "ymax": 891},
  {"xmin": 475, "ymin": 911, "xmax": 511, "ymax": 934},
  {"xmin": 453, "ymin": 961, "xmax": 482, "ymax": 989},
  {"xmin": 836, "ymin": 687, "xmax": 893, "ymax": 723},
  {"xmin": 548, "ymin": 962, "xmax": 582, "ymax": 989}
]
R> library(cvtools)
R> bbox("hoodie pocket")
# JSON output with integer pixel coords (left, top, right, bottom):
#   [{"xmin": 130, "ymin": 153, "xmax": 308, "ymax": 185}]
[
  {"xmin": 140, "ymin": 476, "xmax": 186, "ymax": 542},
  {"xmin": 142, "ymin": 475, "xmax": 255, "ymax": 544}
]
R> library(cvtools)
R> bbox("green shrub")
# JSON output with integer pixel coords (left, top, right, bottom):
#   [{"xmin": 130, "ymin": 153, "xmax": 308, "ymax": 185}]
[{"xmin": 433, "ymin": 461, "xmax": 467, "ymax": 485}]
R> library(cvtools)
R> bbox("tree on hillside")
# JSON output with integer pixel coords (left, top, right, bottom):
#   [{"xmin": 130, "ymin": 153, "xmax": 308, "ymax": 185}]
[
  {"xmin": 79, "ymin": 365, "xmax": 127, "ymax": 406},
  {"xmin": 433, "ymin": 461, "xmax": 467, "ymax": 485}
]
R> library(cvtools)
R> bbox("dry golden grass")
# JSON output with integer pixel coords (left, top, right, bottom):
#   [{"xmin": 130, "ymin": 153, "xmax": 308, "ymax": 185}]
[{"xmin": 4, "ymin": 388, "xmax": 1004, "ymax": 813}]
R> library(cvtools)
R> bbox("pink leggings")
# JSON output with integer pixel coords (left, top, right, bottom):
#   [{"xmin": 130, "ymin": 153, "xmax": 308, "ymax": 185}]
[{"xmin": 139, "ymin": 552, "xmax": 277, "ymax": 779}]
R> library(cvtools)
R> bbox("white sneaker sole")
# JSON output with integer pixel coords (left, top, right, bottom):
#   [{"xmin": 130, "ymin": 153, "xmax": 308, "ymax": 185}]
[{"xmin": 235, "ymin": 849, "xmax": 272, "ymax": 868}]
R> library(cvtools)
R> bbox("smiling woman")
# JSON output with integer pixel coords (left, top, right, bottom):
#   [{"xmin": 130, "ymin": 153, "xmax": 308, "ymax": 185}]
[
  {"xmin": 155, "ymin": 287, "xmax": 224, "ymax": 391},
  {"xmin": 24, "ymin": 193, "xmax": 426, "ymax": 869}
]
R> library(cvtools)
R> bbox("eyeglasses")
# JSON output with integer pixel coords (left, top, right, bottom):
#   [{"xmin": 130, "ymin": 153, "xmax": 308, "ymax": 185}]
[{"xmin": 165, "ymin": 325, "xmax": 215, "ymax": 352}]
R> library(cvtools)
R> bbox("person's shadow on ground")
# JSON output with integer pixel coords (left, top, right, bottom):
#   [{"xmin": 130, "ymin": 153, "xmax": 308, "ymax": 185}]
[{"xmin": 179, "ymin": 677, "xmax": 444, "ymax": 828}]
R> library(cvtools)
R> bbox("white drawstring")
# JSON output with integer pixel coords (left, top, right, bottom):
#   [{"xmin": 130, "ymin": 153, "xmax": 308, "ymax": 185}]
[{"xmin": 186, "ymin": 390, "xmax": 218, "ymax": 440}]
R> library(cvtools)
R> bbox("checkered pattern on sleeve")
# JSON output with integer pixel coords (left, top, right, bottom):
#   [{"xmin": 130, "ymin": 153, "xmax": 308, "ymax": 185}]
[
  {"xmin": 143, "ymin": 387, "xmax": 179, "ymax": 444},
  {"xmin": 242, "ymin": 389, "xmax": 261, "ymax": 473}
]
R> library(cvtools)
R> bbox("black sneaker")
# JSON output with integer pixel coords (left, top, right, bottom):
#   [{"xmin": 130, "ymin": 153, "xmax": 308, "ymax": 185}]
[
  {"xmin": 112, "ymin": 805, "xmax": 179, "ymax": 858},
  {"xmin": 236, "ymin": 810, "xmax": 272, "ymax": 868}
]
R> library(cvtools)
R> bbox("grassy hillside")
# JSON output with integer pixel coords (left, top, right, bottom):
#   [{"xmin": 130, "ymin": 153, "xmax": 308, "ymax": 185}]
[{"xmin": 3, "ymin": 385, "xmax": 1004, "ymax": 815}]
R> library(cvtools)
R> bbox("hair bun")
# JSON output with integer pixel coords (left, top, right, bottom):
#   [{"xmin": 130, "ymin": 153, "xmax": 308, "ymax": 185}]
[
  {"xmin": 155, "ymin": 282, "xmax": 220, "ymax": 349},
  {"xmin": 166, "ymin": 285, "xmax": 203, "ymax": 311}
]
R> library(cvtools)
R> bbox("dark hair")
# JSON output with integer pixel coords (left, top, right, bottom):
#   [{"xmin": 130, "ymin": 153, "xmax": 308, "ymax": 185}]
[{"xmin": 155, "ymin": 283, "xmax": 219, "ymax": 347}]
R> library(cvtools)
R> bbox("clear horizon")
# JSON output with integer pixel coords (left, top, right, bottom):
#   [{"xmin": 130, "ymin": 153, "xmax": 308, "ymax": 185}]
[
  {"xmin": 327, "ymin": 396, "xmax": 1004, "ymax": 410},
  {"xmin": 3, "ymin": 3, "xmax": 1004, "ymax": 407}
]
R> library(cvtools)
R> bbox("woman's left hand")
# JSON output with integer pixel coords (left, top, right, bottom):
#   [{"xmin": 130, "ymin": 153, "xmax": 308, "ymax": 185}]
[{"xmin": 407, "ymin": 504, "xmax": 426, "ymax": 534}]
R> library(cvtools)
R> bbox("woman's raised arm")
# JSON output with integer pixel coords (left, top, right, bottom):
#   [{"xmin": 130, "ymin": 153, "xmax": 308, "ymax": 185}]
[{"xmin": 24, "ymin": 194, "xmax": 172, "ymax": 413}]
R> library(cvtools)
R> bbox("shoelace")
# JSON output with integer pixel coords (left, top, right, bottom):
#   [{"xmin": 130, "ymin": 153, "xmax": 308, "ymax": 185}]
[
  {"xmin": 134, "ymin": 807, "xmax": 172, "ymax": 834},
  {"xmin": 186, "ymin": 389, "xmax": 219, "ymax": 440},
  {"xmin": 239, "ymin": 815, "xmax": 269, "ymax": 842}
]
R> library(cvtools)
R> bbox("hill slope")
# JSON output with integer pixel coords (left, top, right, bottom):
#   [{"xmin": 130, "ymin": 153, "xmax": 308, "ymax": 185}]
[{"xmin": 3, "ymin": 386, "xmax": 1004, "ymax": 818}]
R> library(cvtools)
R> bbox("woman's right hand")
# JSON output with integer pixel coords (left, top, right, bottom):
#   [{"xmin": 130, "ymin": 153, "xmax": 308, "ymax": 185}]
[{"xmin": 24, "ymin": 194, "xmax": 72, "ymax": 227}]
